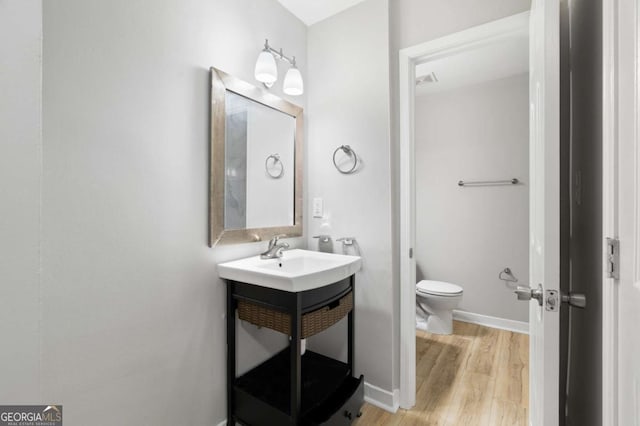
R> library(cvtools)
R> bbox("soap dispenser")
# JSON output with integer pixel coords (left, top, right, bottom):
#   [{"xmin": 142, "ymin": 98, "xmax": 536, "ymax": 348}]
[{"xmin": 313, "ymin": 235, "xmax": 333, "ymax": 253}]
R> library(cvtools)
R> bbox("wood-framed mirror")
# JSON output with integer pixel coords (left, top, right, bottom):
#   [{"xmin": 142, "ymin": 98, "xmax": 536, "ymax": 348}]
[{"xmin": 209, "ymin": 67, "xmax": 303, "ymax": 246}]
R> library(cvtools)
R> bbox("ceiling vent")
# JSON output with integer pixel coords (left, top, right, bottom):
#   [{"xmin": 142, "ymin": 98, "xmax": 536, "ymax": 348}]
[{"xmin": 416, "ymin": 72, "xmax": 439, "ymax": 86}]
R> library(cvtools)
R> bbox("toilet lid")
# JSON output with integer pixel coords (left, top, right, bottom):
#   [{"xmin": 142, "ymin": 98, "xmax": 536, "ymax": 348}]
[{"xmin": 416, "ymin": 280, "xmax": 463, "ymax": 296}]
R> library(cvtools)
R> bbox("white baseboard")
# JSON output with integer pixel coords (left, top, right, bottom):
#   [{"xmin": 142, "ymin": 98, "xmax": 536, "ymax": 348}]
[
  {"xmin": 216, "ymin": 420, "xmax": 226, "ymax": 426},
  {"xmin": 452, "ymin": 310, "xmax": 529, "ymax": 334},
  {"xmin": 364, "ymin": 382, "xmax": 400, "ymax": 413}
]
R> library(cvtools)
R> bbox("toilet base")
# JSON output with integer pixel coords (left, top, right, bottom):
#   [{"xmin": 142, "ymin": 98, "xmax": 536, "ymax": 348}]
[
  {"xmin": 424, "ymin": 309, "xmax": 454, "ymax": 335},
  {"xmin": 416, "ymin": 317, "xmax": 428, "ymax": 332},
  {"xmin": 416, "ymin": 303, "xmax": 454, "ymax": 335}
]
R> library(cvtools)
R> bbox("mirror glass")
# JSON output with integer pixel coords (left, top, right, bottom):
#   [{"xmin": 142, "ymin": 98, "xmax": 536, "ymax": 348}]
[
  {"xmin": 224, "ymin": 91, "xmax": 295, "ymax": 229},
  {"xmin": 209, "ymin": 67, "xmax": 303, "ymax": 246}
]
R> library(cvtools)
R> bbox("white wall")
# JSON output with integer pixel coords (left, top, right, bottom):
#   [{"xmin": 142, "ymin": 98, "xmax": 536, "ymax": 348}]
[
  {"xmin": 415, "ymin": 74, "xmax": 529, "ymax": 322},
  {"xmin": 9, "ymin": 0, "xmax": 308, "ymax": 424},
  {"xmin": 0, "ymin": 0, "xmax": 42, "ymax": 403},
  {"xmin": 390, "ymin": 0, "xmax": 531, "ymax": 51},
  {"xmin": 389, "ymin": 0, "xmax": 531, "ymax": 390},
  {"xmin": 306, "ymin": 0, "xmax": 395, "ymax": 402}
]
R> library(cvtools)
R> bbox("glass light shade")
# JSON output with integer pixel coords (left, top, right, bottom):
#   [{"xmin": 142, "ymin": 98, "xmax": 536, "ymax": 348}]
[
  {"xmin": 254, "ymin": 50, "xmax": 277, "ymax": 84},
  {"xmin": 283, "ymin": 66, "xmax": 304, "ymax": 96}
]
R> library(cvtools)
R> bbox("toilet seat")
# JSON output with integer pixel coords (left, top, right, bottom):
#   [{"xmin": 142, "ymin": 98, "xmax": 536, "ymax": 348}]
[{"xmin": 416, "ymin": 280, "xmax": 463, "ymax": 297}]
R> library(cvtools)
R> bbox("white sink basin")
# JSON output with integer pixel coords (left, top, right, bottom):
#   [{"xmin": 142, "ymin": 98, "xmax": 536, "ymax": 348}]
[{"xmin": 218, "ymin": 249, "xmax": 362, "ymax": 292}]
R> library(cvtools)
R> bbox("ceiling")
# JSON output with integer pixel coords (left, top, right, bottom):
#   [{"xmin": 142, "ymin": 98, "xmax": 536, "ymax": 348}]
[
  {"xmin": 276, "ymin": 0, "xmax": 367, "ymax": 26},
  {"xmin": 415, "ymin": 26, "xmax": 529, "ymax": 96}
]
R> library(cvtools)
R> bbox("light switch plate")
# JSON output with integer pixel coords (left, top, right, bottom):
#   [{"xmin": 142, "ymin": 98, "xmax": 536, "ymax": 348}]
[{"xmin": 312, "ymin": 198, "xmax": 323, "ymax": 218}]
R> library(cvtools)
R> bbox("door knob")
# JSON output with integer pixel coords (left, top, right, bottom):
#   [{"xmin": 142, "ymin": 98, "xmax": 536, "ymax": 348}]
[
  {"xmin": 561, "ymin": 292, "xmax": 586, "ymax": 308},
  {"xmin": 514, "ymin": 284, "xmax": 544, "ymax": 306},
  {"xmin": 516, "ymin": 285, "xmax": 586, "ymax": 310},
  {"xmin": 544, "ymin": 290, "xmax": 586, "ymax": 311}
]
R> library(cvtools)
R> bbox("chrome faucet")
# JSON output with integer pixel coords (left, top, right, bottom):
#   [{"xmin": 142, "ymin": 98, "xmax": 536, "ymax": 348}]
[{"xmin": 260, "ymin": 235, "xmax": 290, "ymax": 259}]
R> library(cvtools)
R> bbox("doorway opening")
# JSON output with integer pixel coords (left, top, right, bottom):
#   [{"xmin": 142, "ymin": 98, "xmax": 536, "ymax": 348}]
[
  {"xmin": 413, "ymin": 17, "xmax": 530, "ymax": 424},
  {"xmin": 397, "ymin": 11, "xmax": 537, "ymax": 423}
]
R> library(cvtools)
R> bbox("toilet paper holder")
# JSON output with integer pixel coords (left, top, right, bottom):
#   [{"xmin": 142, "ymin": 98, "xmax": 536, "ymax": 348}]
[{"xmin": 498, "ymin": 267, "xmax": 518, "ymax": 283}]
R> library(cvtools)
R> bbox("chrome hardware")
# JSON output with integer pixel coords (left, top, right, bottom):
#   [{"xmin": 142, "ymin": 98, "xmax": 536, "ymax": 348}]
[
  {"xmin": 313, "ymin": 235, "xmax": 333, "ymax": 253},
  {"xmin": 546, "ymin": 290, "xmax": 559, "ymax": 311},
  {"xmin": 268, "ymin": 234, "xmax": 287, "ymax": 249},
  {"xmin": 546, "ymin": 289, "xmax": 586, "ymax": 310},
  {"xmin": 515, "ymin": 284, "xmax": 544, "ymax": 306},
  {"xmin": 337, "ymin": 237, "xmax": 359, "ymax": 255},
  {"xmin": 260, "ymin": 39, "xmax": 297, "ymax": 66},
  {"xmin": 337, "ymin": 237, "xmax": 355, "ymax": 246},
  {"xmin": 260, "ymin": 235, "xmax": 289, "ymax": 259},
  {"xmin": 333, "ymin": 145, "xmax": 359, "ymax": 174},
  {"xmin": 545, "ymin": 290, "xmax": 587, "ymax": 311},
  {"xmin": 458, "ymin": 178, "xmax": 519, "ymax": 187},
  {"xmin": 561, "ymin": 292, "xmax": 586, "ymax": 308},
  {"xmin": 499, "ymin": 267, "xmax": 518, "ymax": 283},
  {"xmin": 265, "ymin": 153, "xmax": 284, "ymax": 179},
  {"xmin": 517, "ymin": 285, "xmax": 586, "ymax": 311},
  {"xmin": 606, "ymin": 237, "xmax": 620, "ymax": 280}
]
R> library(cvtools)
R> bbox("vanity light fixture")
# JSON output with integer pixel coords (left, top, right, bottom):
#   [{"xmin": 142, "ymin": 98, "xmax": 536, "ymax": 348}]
[{"xmin": 254, "ymin": 39, "xmax": 304, "ymax": 96}]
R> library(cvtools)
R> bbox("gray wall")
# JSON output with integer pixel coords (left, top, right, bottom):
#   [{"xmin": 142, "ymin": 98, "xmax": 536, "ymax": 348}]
[
  {"xmin": 389, "ymin": 0, "xmax": 531, "ymax": 389},
  {"xmin": 0, "ymin": 0, "xmax": 538, "ymax": 415},
  {"xmin": 414, "ymin": 75, "xmax": 529, "ymax": 323},
  {"xmin": 306, "ymin": 0, "xmax": 395, "ymax": 397},
  {"xmin": 1, "ymin": 0, "xmax": 306, "ymax": 424},
  {"xmin": 0, "ymin": 0, "xmax": 42, "ymax": 403}
]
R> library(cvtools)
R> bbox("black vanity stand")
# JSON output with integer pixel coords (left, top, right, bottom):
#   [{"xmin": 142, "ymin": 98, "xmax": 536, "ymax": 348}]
[{"xmin": 226, "ymin": 275, "xmax": 364, "ymax": 425}]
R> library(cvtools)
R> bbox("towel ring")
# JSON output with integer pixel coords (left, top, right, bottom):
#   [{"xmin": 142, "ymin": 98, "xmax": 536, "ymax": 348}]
[
  {"xmin": 333, "ymin": 145, "xmax": 359, "ymax": 174},
  {"xmin": 265, "ymin": 154, "xmax": 284, "ymax": 179}
]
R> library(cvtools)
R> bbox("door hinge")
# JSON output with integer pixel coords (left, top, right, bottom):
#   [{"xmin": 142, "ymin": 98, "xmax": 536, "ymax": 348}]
[
  {"xmin": 606, "ymin": 237, "xmax": 620, "ymax": 280},
  {"xmin": 409, "ymin": 248, "xmax": 413, "ymax": 259}
]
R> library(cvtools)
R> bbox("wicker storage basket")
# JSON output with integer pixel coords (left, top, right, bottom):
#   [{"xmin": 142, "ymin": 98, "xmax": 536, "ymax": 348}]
[{"xmin": 237, "ymin": 291, "xmax": 353, "ymax": 339}]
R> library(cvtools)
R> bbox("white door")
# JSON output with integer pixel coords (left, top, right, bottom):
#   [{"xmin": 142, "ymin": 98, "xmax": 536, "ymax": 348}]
[
  {"xmin": 617, "ymin": 0, "xmax": 640, "ymax": 422},
  {"xmin": 528, "ymin": 0, "xmax": 560, "ymax": 425},
  {"xmin": 399, "ymin": 49, "xmax": 417, "ymax": 408}
]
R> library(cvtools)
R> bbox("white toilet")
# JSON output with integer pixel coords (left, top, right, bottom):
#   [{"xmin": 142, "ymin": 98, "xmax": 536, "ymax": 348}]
[{"xmin": 416, "ymin": 280, "xmax": 464, "ymax": 335}]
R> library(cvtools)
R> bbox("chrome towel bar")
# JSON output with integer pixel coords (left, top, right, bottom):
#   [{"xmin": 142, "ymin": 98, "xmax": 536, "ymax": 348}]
[{"xmin": 458, "ymin": 178, "xmax": 519, "ymax": 187}]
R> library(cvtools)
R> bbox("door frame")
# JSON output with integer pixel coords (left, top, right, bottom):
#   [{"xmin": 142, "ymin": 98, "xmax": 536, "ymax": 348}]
[
  {"xmin": 611, "ymin": 0, "xmax": 640, "ymax": 423},
  {"xmin": 398, "ymin": 4, "xmax": 620, "ymax": 422},
  {"xmin": 398, "ymin": 12, "xmax": 531, "ymax": 409}
]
